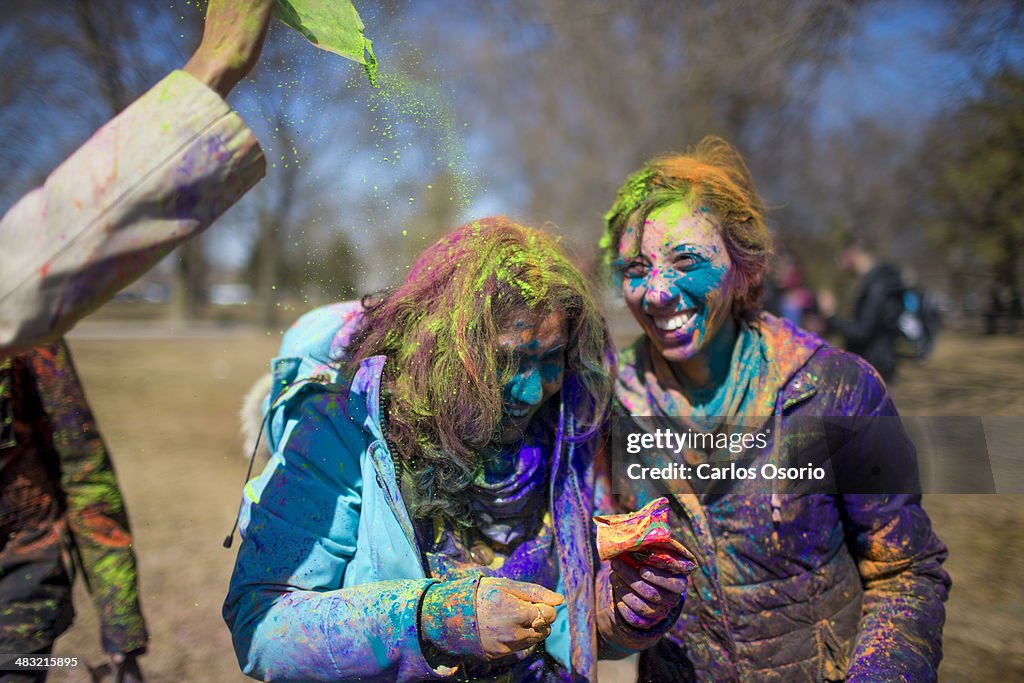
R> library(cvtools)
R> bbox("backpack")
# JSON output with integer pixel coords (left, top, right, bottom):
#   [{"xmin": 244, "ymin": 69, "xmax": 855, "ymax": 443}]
[{"xmin": 895, "ymin": 286, "xmax": 940, "ymax": 360}]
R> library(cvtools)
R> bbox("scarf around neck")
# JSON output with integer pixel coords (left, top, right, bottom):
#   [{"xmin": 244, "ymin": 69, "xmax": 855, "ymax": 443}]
[
  {"xmin": 616, "ymin": 312, "xmax": 823, "ymax": 432},
  {"xmin": 467, "ymin": 441, "xmax": 548, "ymax": 546}
]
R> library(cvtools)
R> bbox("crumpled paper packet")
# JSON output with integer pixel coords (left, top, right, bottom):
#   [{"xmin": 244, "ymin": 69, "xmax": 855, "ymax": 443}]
[
  {"xmin": 594, "ymin": 497, "xmax": 698, "ymax": 572},
  {"xmin": 275, "ymin": 0, "xmax": 378, "ymax": 86}
]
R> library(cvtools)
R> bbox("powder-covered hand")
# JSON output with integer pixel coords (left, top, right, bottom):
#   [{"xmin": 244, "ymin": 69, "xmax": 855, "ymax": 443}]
[
  {"xmin": 184, "ymin": 0, "xmax": 275, "ymax": 98},
  {"xmin": 476, "ymin": 577, "xmax": 563, "ymax": 659},
  {"xmin": 609, "ymin": 551, "xmax": 691, "ymax": 629}
]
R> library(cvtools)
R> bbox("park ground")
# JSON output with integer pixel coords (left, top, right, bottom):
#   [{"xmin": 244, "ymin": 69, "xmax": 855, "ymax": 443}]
[{"xmin": 44, "ymin": 324, "xmax": 1024, "ymax": 682}]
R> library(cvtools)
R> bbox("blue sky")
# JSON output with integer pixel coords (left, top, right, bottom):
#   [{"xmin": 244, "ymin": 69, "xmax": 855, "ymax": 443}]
[
  {"xmin": 816, "ymin": 3, "xmax": 971, "ymax": 136},
  {"xmin": 2, "ymin": 0, "xmax": 1018, "ymax": 280}
]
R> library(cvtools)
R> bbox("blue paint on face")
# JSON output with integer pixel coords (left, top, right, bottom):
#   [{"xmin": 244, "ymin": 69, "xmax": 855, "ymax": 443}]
[
  {"xmin": 503, "ymin": 365, "xmax": 543, "ymax": 406},
  {"xmin": 497, "ymin": 311, "xmax": 568, "ymax": 444},
  {"xmin": 615, "ymin": 199, "xmax": 737, "ymax": 382}
]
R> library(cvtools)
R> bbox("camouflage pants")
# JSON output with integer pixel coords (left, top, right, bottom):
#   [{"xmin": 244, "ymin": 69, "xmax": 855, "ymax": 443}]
[{"xmin": 0, "ymin": 523, "xmax": 74, "ymax": 655}]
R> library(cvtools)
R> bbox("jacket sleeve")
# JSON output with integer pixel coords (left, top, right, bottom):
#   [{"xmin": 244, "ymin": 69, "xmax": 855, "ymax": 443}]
[
  {"xmin": 223, "ymin": 390, "xmax": 453, "ymax": 682},
  {"xmin": 835, "ymin": 362, "xmax": 951, "ymax": 682},
  {"xmin": 27, "ymin": 339, "xmax": 148, "ymax": 654},
  {"xmin": 0, "ymin": 70, "xmax": 265, "ymax": 356}
]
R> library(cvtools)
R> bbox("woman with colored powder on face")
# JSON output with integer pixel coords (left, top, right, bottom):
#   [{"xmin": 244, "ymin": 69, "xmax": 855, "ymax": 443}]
[
  {"xmin": 224, "ymin": 217, "xmax": 694, "ymax": 682},
  {"xmin": 598, "ymin": 137, "xmax": 951, "ymax": 682}
]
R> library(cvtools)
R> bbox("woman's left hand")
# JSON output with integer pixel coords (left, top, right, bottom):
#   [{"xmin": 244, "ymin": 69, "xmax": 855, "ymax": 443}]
[{"xmin": 608, "ymin": 553, "xmax": 689, "ymax": 629}]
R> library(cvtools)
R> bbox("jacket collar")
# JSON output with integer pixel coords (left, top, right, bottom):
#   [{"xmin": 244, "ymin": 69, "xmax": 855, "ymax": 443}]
[
  {"xmin": 351, "ymin": 354, "xmax": 387, "ymax": 442},
  {"xmin": 777, "ymin": 349, "xmax": 825, "ymax": 412}
]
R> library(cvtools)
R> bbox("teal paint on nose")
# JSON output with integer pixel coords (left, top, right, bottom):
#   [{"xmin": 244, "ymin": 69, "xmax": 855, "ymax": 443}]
[{"xmin": 505, "ymin": 367, "xmax": 543, "ymax": 406}]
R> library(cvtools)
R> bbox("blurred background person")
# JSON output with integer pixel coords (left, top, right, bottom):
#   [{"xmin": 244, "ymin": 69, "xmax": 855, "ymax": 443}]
[
  {"xmin": 763, "ymin": 252, "xmax": 826, "ymax": 335},
  {"xmin": 0, "ymin": 341, "xmax": 147, "ymax": 682},
  {"xmin": 819, "ymin": 238, "xmax": 906, "ymax": 382},
  {"xmin": 984, "ymin": 282, "xmax": 1023, "ymax": 335}
]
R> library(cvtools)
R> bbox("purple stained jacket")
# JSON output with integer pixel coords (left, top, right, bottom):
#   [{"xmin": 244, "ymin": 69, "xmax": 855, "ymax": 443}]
[{"xmin": 604, "ymin": 339, "xmax": 951, "ymax": 682}]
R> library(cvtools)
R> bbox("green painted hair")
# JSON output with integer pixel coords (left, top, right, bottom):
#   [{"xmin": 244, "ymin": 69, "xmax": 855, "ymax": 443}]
[
  {"xmin": 601, "ymin": 136, "xmax": 774, "ymax": 311},
  {"xmin": 347, "ymin": 216, "xmax": 614, "ymax": 529}
]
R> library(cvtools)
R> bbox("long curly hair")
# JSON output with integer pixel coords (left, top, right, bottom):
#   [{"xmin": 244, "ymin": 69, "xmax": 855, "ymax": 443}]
[
  {"xmin": 346, "ymin": 216, "xmax": 614, "ymax": 529},
  {"xmin": 601, "ymin": 136, "xmax": 774, "ymax": 312}
]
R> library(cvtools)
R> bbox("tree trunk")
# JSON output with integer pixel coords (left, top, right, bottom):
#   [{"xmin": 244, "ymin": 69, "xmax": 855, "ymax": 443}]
[
  {"xmin": 176, "ymin": 238, "xmax": 207, "ymax": 320},
  {"xmin": 258, "ymin": 215, "xmax": 281, "ymax": 329}
]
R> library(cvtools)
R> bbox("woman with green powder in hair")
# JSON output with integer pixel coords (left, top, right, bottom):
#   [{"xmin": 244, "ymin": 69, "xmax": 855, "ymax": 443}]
[
  {"xmin": 599, "ymin": 137, "xmax": 950, "ymax": 681},
  {"xmin": 224, "ymin": 217, "xmax": 694, "ymax": 682}
]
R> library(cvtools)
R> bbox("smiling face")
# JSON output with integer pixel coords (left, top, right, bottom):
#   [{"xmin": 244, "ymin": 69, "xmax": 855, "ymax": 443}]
[
  {"xmin": 497, "ymin": 310, "xmax": 568, "ymax": 444},
  {"xmin": 616, "ymin": 199, "xmax": 736, "ymax": 366}
]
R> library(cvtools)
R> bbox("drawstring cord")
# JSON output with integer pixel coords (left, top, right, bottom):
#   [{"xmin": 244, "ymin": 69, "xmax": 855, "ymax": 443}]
[
  {"xmin": 223, "ymin": 407, "xmax": 270, "ymax": 549},
  {"xmin": 223, "ymin": 374, "xmax": 333, "ymax": 549}
]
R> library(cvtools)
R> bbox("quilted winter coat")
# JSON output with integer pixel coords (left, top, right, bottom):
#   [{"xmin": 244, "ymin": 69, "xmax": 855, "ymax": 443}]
[{"xmin": 608, "ymin": 336, "xmax": 951, "ymax": 682}]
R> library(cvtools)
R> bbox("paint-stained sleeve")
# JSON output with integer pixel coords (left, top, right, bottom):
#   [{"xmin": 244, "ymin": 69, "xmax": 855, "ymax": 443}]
[
  {"xmin": 223, "ymin": 391, "xmax": 453, "ymax": 682},
  {"xmin": 836, "ymin": 366, "xmax": 951, "ymax": 682},
  {"xmin": 27, "ymin": 339, "xmax": 148, "ymax": 655},
  {"xmin": 0, "ymin": 69, "xmax": 265, "ymax": 356}
]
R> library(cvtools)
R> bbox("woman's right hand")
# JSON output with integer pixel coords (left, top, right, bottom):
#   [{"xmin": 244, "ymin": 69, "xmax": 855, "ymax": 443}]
[
  {"xmin": 608, "ymin": 554, "xmax": 690, "ymax": 629},
  {"xmin": 475, "ymin": 578, "xmax": 563, "ymax": 659}
]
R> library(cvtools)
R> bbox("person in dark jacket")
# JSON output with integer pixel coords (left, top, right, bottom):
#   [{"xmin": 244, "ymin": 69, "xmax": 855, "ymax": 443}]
[
  {"xmin": 818, "ymin": 240, "xmax": 905, "ymax": 381},
  {"xmin": 0, "ymin": 340, "xmax": 147, "ymax": 682},
  {"xmin": 598, "ymin": 137, "xmax": 951, "ymax": 681}
]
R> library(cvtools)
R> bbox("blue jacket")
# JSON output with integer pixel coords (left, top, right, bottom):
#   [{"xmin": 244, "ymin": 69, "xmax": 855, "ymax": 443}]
[{"xmin": 223, "ymin": 303, "xmax": 610, "ymax": 681}]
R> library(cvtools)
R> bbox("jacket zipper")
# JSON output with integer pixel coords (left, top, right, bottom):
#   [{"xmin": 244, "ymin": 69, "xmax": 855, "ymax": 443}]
[{"xmin": 376, "ymin": 388, "xmax": 431, "ymax": 577}]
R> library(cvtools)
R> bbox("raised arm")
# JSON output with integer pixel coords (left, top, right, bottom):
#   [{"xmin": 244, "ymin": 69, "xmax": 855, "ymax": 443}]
[
  {"xmin": 0, "ymin": 0, "xmax": 275, "ymax": 355},
  {"xmin": 183, "ymin": 0, "xmax": 275, "ymax": 98}
]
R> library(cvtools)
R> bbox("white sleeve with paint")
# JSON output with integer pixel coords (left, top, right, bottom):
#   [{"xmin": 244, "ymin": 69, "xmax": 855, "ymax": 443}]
[{"xmin": 0, "ymin": 69, "xmax": 265, "ymax": 354}]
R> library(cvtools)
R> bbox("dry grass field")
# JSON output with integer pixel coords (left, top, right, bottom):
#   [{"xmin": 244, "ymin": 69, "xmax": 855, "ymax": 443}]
[{"xmin": 42, "ymin": 323, "xmax": 1024, "ymax": 682}]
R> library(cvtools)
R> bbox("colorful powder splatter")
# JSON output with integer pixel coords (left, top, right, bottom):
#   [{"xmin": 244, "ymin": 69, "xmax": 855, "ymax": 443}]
[{"xmin": 347, "ymin": 54, "xmax": 479, "ymax": 213}]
